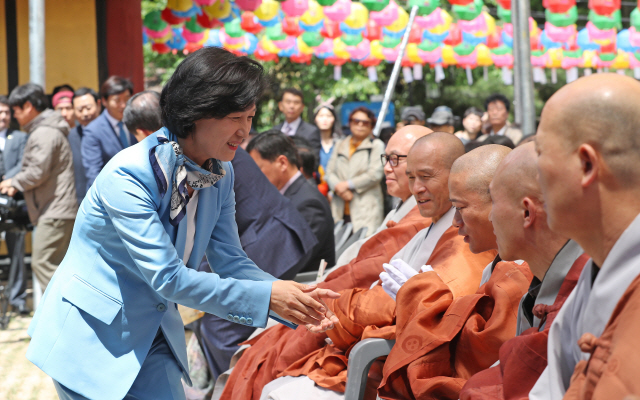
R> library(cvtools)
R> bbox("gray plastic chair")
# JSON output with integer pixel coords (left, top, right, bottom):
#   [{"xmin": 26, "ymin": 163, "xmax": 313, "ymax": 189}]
[
  {"xmin": 344, "ymin": 338, "xmax": 395, "ymax": 400},
  {"xmin": 334, "ymin": 222, "xmax": 353, "ymax": 252},
  {"xmin": 334, "ymin": 219, "xmax": 345, "ymax": 237},
  {"xmin": 335, "ymin": 227, "xmax": 368, "ymax": 260}
]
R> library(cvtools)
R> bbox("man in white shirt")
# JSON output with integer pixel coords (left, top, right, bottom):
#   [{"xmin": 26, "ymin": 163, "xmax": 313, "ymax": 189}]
[
  {"xmin": 273, "ymin": 88, "xmax": 321, "ymax": 157},
  {"xmin": 476, "ymin": 94, "xmax": 523, "ymax": 145}
]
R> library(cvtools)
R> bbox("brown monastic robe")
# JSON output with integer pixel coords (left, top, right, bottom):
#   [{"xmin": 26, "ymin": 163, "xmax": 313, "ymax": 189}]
[
  {"xmin": 276, "ymin": 226, "xmax": 497, "ymax": 393},
  {"xmin": 218, "ymin": 207, "xmax": 430, "ymax": 400},
  {"xmin": 562, "ymin": 273, "xmax": 640, "ymax": 400},
  {"xmin": 377, "ymin": 260, "xmax": 533, "ymax": 400},
  {"xmin": 220, "ymin": 224, "xmax": 495, "ymax": 400},
  {"xmin": 460, "ymin": 254, "xmax": 589, "ymax": 400}
]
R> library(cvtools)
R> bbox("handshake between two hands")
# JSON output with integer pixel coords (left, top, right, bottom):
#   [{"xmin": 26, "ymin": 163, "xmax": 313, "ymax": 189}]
[
  {"xmin": 270, "ymin": 281, "xmax": 341, "ymax": 334},
  {"xmin": 380, "ymin": 259, "xmax": 434, "ymax": 301}
]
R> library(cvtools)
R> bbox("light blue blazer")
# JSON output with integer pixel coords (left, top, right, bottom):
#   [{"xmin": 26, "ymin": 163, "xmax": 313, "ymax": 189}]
[{"xmin": 26, "ymin": 130, "xmax": 277, "ymax": 400}]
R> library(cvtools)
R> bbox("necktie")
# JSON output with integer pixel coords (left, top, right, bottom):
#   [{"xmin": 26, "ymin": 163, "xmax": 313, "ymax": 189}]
[{"xmin": 118, "ymin": 121, "xmax": 129, "ymax": 149}]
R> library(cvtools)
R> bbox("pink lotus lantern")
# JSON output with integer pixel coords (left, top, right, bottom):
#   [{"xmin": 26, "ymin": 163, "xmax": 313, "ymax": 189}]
[
  {"xmin": 145, "ymin": 26, "xmax": 172, "ymax": 40},
  {"xmin": 194, "ymin": 0, "xmax": 217, "ymax": 5},
  {"xmin": 345, "ymin": 39, "xmax": 371, "ymax": 59},
  {"xmin": 630, "ymin": 27, "xmax": 640, "ymax": 47},
  {"xmin": 282, "ymin": 0, "xmax": 309, "ymax": 17},
  {"xmin": 586, "ymin": 21, "xmax": 616, "ymax": 44},
  {"xmin": 458, "ymin": 13, "xmax": 487, "ymax": 33},
  {"xmin": 370, "ymin": 1, "xmax": 399, "ymax": 26},
  {"xmin": 492, "ymin": 53, "xmax": 514, "ymax": 67},
  {"xmin": 417, "ymin": 47, "xmax": 442, "ymax": 63},
  {"xmin": 415, "ymin": 8, "xmax": 445, "ymax": 30},
  {"xmin": 324, "ymin": 0, "xmax": 352, "ymax": 22},
  {"xmin": 313, "ymin": 38, "xmax": 334, "ymax": 55},
  {"xmin": 382, "ymin": 46, "xmax": 400, "ymax": 61},
  {"xmin": 545, "ymin": 22, "xmax": 577, "ymax": 42},
  {"xmin": 455, "ymin": 50, "xmax": 477, "ymax": 65},
  {"xmin": 273, "ymin": 35, "xmax": 297, "ymax": 49},
  {"xmin": 561, "ymin": 55, "xmax": 581, "ymax": 68},
  {"xmin": 531, "ymin": 52, "xmax": 548, "ymax": 67},
  {"xmin": 236, "ymin": 0, "xmax": 263, "ymax": 11}
]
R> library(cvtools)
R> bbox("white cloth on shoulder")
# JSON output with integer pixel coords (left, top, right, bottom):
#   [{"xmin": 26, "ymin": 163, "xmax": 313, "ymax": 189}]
[{"xmin": 260, "ymin": 376, "xmax": 344, "ymax": 400}]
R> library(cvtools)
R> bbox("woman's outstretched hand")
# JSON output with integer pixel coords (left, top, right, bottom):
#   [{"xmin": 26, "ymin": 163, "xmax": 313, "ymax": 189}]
[{"xmin": 270, "ymin": 281, "xmax": 340, "ymax": 331}]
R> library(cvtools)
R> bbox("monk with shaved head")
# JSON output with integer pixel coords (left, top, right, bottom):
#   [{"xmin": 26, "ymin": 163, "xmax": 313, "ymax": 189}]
[
  {"xmin": 529, "ymin": 74, "xmax": 640, "ymax": 400},
  {"xmin": 460, "ymin": 143, "xmax": 589, "ymax": 400},
  {"xmin": 222, "ymin": 133, "xmax": 497, "ymax": 400},
  {"xmin": 334, "ymin": 125, "xmax": 432, "ymax": 269},
  {"xmin": 377, "ymin": 144, "xmax": 532, "ymax": 400}
]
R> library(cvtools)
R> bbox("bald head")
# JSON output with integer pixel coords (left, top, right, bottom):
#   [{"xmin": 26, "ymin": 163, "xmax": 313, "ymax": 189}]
[
  {"xmin": 492, "ymin": 142, "xmax": 541, "ymax": 204},
  {"xmin": 383, "ymin": 125, "xmax": 433, "ymax": 200},
  {"xmin": 449, "ymin": 145, "xmax": 511, "ymax": 253},
  {"xmin": 451, "ymin": 144, "xmax": 512, "ymax": 202},
  {"xmin": 540, "ymin": 73, "xmax": 640, "ymax": 184},
  {"xmin": 410, "ymin": 131, "xmax": 465, "ymax": 171}
]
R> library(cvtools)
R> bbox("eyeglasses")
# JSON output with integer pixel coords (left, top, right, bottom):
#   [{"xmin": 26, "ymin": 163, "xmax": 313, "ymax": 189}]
[
  {"xmin": 381, "ymin": 154, "xmax": 408, "ymax": 167},
  {"xmin": 350, "ymin": 118, "xmax": 372, "ymax": 127}
]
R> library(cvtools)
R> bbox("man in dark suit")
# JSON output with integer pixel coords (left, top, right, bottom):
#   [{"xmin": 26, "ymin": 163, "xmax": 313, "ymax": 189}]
[
  {"xmin": 69, "ymin": 88, "xmax": 102, "ymax": 205},
  {"xmin": 248, "ymin": 131, "xmax": 335, "ymax": 272},
  {"xmin": 273, "ymin": 88, "xmax": 321, "ymax": 158},
  {"xmin": 198, "ymin": 147, "xmax": 319, "ymax": 379},
  {"xmin": 81, "ymin": 76, "xmax": 137, "ymax": 190},
  {"xmin": 0, "ymin": 95, "xmax": 29, "ymax": 314}
]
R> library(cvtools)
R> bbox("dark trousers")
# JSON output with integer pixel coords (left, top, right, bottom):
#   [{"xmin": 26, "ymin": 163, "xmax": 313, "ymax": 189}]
[{"xmin": 6, "ymin": 230, "xmax": 26, "ymax": 308}]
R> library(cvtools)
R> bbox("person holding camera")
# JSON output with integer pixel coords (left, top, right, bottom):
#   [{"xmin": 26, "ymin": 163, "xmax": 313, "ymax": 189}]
[
  {"xmin": 0, "ymin": 95, "xmax": 29, "ymax": 314},
  {"xmin": 0, "ymin": 84, "xmax": 77, "ymax": 293}
]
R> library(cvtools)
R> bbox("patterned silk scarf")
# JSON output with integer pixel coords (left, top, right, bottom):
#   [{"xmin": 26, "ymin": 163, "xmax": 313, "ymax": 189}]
[{"xmin": 149, "ymin": 129, "xmax": 225, "ymax": 226}]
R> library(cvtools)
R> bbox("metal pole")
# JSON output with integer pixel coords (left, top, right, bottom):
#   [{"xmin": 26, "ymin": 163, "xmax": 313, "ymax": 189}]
[
  {"xmin": 373, "ymin": 5, "xmax": 419, "ymax": 137},
  {"xmin": 512, "ymin": 0, "xmax": 522, "ymax": 126},
  {"xmin": 29, "ymin": 0, "xmax": 45, "ymax": 88},
  {"xmin": 513, "ymin": 0, "xmax": 536, "ymax": 136}
]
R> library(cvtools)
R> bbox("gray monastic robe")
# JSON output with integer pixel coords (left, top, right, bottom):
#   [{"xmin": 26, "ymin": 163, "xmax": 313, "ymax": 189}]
[
  {"xmin": 530, "ymin": 213, "xmax": 640, "ymax": 400},
  {"xmin": 516, "ymin": 240, "xmax": 584, "ymax": 335}
]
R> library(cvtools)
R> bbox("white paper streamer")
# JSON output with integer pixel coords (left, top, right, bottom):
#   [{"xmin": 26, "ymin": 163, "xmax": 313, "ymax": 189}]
[
  {"xmin": 483, "ymin": 66, "xmax": 488, "ymax": 81},
  {"xmin": 413, "ymin": 64, "xmax": 423, "ymax": 80},
  {"xmin": 566, "ymin": 67, "xmax": 578, "ymax": 83},
  {"xmin": 634, "ymin": 67, "xmax": 640, "ymax": 79},
  {"xmin": 501, "ymin": 67, "xmax": 513, "ymax": 85},
  {"xmin": 466, "ymin": 66, "xmax": 473, "ymax": 85},
  {"xmin": 584, "ymin": 68, "xmax": 593, "ymax": 76},
  {"xmin": 334, "ymin": 65, "xmax": 341, "ymax": 81},
  {"xmin": 403, "ymin": 67, "xmax": 414, "ymax": 83},
  {"xmin": 367, "ymin": 66, "xmax": 378, "ymax": 82},
  {"xmin": 533, "ymin": 67, "xmax": 547, "ymax": 84},
  {"xmin": 551, "ymin": 68, "xmax": 557, "ymax": 84},
  {"xmin": 617, "ymin": 69, "xmax": 626, "ymax": 76},
  {"xmin": 435, "ymin": 63, "xmax": 445, "ymax": 82},
  {"xmin": 604, "ymin": 67, "xmax": 609, "ymax": 73},
  {"xmin": 597, "ymin": 68, "xmax": 603, "ymax": 74}
]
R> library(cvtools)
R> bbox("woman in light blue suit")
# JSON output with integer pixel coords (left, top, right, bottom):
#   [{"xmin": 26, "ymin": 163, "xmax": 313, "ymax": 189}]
[{"xmin": 26, "ymin": 48, "xmax": 339, "ymax": 400}]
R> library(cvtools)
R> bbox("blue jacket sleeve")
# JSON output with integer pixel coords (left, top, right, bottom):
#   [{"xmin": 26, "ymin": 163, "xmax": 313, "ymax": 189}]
[
  {"xmin": 81, "ymin": 125, "xmax": 105, "ymax": 190},
  {"xmin": 98, "ymin": 165, "xmax": 276, "ymax": 328}
]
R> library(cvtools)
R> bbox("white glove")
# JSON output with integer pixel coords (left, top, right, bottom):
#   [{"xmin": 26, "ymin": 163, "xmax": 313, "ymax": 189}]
[
  {"xmin": 380, "ymin": 259, "xmax": 419, "ymax": 300},
  {"xmin": 420, "ymin": 264, "xmax": 434, "ymax": 273}
]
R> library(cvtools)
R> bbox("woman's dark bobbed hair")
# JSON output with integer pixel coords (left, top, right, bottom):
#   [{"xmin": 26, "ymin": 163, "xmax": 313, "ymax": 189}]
[{"xmin": 160, "ymin": 47, "xmax": 266, "ymax": 138}]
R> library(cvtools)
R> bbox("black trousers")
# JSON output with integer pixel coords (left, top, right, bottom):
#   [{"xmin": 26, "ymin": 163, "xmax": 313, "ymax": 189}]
[{"xmin": 6, "ymin": 230, "xmax": 27, "ymax": 308}]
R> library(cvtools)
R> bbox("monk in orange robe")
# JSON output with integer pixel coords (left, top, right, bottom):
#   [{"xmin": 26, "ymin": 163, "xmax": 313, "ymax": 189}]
[
  {"xmin": 527, "ymin": 76, "xmax": 640, "ymax": 400},
  {"xmin": 220, "ymin": 133, "xmax": 496, "ymax": 400},
  {"xmin": 458, "ymin": 143, "xmax": 589, "ymax": 400},
  {"xmin": 378, "ymin": 144, "xmax": 534, "ymax": 400}
]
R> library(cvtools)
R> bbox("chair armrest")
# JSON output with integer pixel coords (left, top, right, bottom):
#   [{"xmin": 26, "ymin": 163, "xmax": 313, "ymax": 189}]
[{"xmin": 345, "ymin": 338, "xmax": 395, "ymax": 400}]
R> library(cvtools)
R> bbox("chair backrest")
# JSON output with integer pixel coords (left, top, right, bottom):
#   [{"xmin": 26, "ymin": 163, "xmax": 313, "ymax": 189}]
[
  {"xmin": 335, "ymin": 227, "xmax": 368, "ymax": 260},
  {"xmin": 344, "ymin": 338, "xmax": 396, "ymax": 400},
  {"xmin": 334, "ymin": 222, "xmax": 353, "ymax": 252},
  {"xmin": 334, "ymin": 219, "xmax": 345, "ymax": 237}
]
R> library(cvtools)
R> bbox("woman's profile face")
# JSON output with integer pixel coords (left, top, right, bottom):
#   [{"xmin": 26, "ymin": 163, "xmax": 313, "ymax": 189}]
[
  {"xmin": 463, "ymin": 114, "xmax": 482, "ymax": 135},
  {"xmin": 315, "ymin": 108, "xmax": 335, "ymax": 131},
  {"xmin": 349, "ymin": 111, "xmax": 373, "ymax": 141},
  {"xmin": 186, "ymin": 106, "xmax": 256, "ymax": 164}
]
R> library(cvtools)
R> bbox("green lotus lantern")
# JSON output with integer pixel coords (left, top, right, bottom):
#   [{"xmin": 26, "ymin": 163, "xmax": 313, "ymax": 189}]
[
  {"xmin": 545, "ymin": 6, "xmax": 578, "ymax": 27},
  {"xmin": 409, "ymin": 0, "xmax": 440, "ymax": 17},
  {"xmin": 588, "ymin": 9, "xmax": 622, "ymax": 30},
  {"xmin": 452, "ymin": 0, "xmax": 483, "ymax": 21}
]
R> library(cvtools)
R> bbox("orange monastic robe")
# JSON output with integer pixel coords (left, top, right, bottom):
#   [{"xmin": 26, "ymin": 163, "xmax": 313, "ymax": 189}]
[
  {"xmin": 377, "ymin": 260, "xmax": 533, "ymax": 400},
  {"xmin": 460, "ymin": 254, "xmax": 589, "ymax": 400},
  {"xmin": 563, "ymin": 273, "xmax": 640, "ymax": 400},
  {"xmin": 276, "ymin": 225, "xmax": 497, "ymax": 393},
  {"xmin": 218, "ymin": 207, "xmax": 430, "ymax": 400}
]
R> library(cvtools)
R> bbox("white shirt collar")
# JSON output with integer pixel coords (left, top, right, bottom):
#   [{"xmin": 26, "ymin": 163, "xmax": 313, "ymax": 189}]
[
  {"xmin": 280, "ymin": 170, "xmax": 302, "ymax": 195},
  {"xmin": 103, "ymin": 109, "xmax": 121, "ymax": 132},
  {"xmin": 282, "ymin": 117, "xmax": 302, "ymax": 136},
  {"xmin": 491, "ymin": 124, "xmax": 508, "ymax": 136},
  {"xmin": 0, "ymin": 129, "xmax": 7, "ymax": 139}
]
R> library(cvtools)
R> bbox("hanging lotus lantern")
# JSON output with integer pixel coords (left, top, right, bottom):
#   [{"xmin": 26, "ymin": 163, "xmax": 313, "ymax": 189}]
[
  {"xmin": 152, "ymin": 42, "xmax": 171, "ymax": 54},
  {"xmin": 321, "ymin": 19, "xmax": 342, "ymax": 38},
  {"xmin": 202, "ymin": 0, "xmax": 233, "ymax": 21},
  {"xmin": 586, "ymin": 21, "xmax": 616, "ymax": 45},
  {"xmin": 362, "ymin": 0, "xmax": 391, "ymax": 12},
  {"xmin": 301, "ymin": 30, "xmax": 325, "ymax": 46},
  {"xmin": 224, "ymin": 18, "xmax": 245, "ymax": 38},
  {"xmin": 324, "ymin": 0, "xmax": 351, "ymax": 22},
  {"xmin": 254, "ymin": 0, "xmax": 281, "ymax": 22},
  {"xmin": 162, "ymin": 8, "xmax": 189, "ymax": 24},
  {"xmin": 370, "ymin": 1, "xmax": 399, "ymax": 26},
  {"xmin": 363, "ymin": 20, "xmax": 383, "ymax": 40},
  {"xmin": 588, "ymin": 9, "xmax": 621, "ymax": 30},
  {"xmin": 167, "ymin": 28, "xmax": 188, "ymax": 50},
  {"xmin": 281, "ymin": 0, "xmax": 309, "ymax": 17},
  {"xmin": 443, "ymin": 23, "xmax": 462, "ymax": 46},
  {"xmin": 167, "ymin": 0, "xmax": 201, "ymax": 18},
  {"xmin": 409, "ymin": 0, "xmax": 440, "ymax": 17},
  {"xmin": 345, "ymin": 38, "xmax": 371, "ymax": 60},
  {"xmin": 476, "ymin": 44, "xmax": 492, "ymax": 65},
  {"xmin": 545, "ymin": 6, "xmax": 578, "ymax": 27},
  {"xmin": 183, "ymin": 16, "xmax": 208, "ymax": 43},
  {"xmin": 452, "ymin": 0, "xmax": 483, "ymax": 22},
  {"xmin": 299, "ymin": 0, "xmax": 324, "ymax": 30},
  {"xmin": 576, "ymin": 27, "xmax": 601, "ymax": 50},
  {"xmin": 236, "ymin": 0, "xmax": 263, "ymax": 12},
  {"xmin": 544, "ymin": 22, "xmax": 576, "ymax": 42},
  {"xmin": 561, "ymin": 49, "xmax": 583, "ymax": 68},
  {"xmin": 341, "ymin": 2, "xmax": 368, "ymax": 33},
  {"xmin": 240, "ymin": 12, "xmax": 264, "ymax": 33},
  {"xmin": 588, "ymin": 0, "xmax": 621, "ymax": 17},
  {"xmin": 282, "ymin": 16, "xmax": 303, "ymax": 35},
  {"xmin": 544, "ymin": 0, "xmax": 576, "ymax": 13}
]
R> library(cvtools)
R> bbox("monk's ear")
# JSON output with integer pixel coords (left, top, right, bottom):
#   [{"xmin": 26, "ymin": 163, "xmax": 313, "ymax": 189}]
[
  {"xmin": 522, "ymin": 197, "xmax": 536, "ymax": 228},
  {"xmin": 276, "ymin": 154, "xmax": 289, "ymax": 172},
  {"xmin": 577, "ymin": 144, "xmax": 599, "ymax": 188}
]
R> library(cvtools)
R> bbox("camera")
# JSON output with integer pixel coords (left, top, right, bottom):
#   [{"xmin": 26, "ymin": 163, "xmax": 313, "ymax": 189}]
[{"xmin": 0, "ymin": 193, "xmax": 32, "ymax": 232}]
